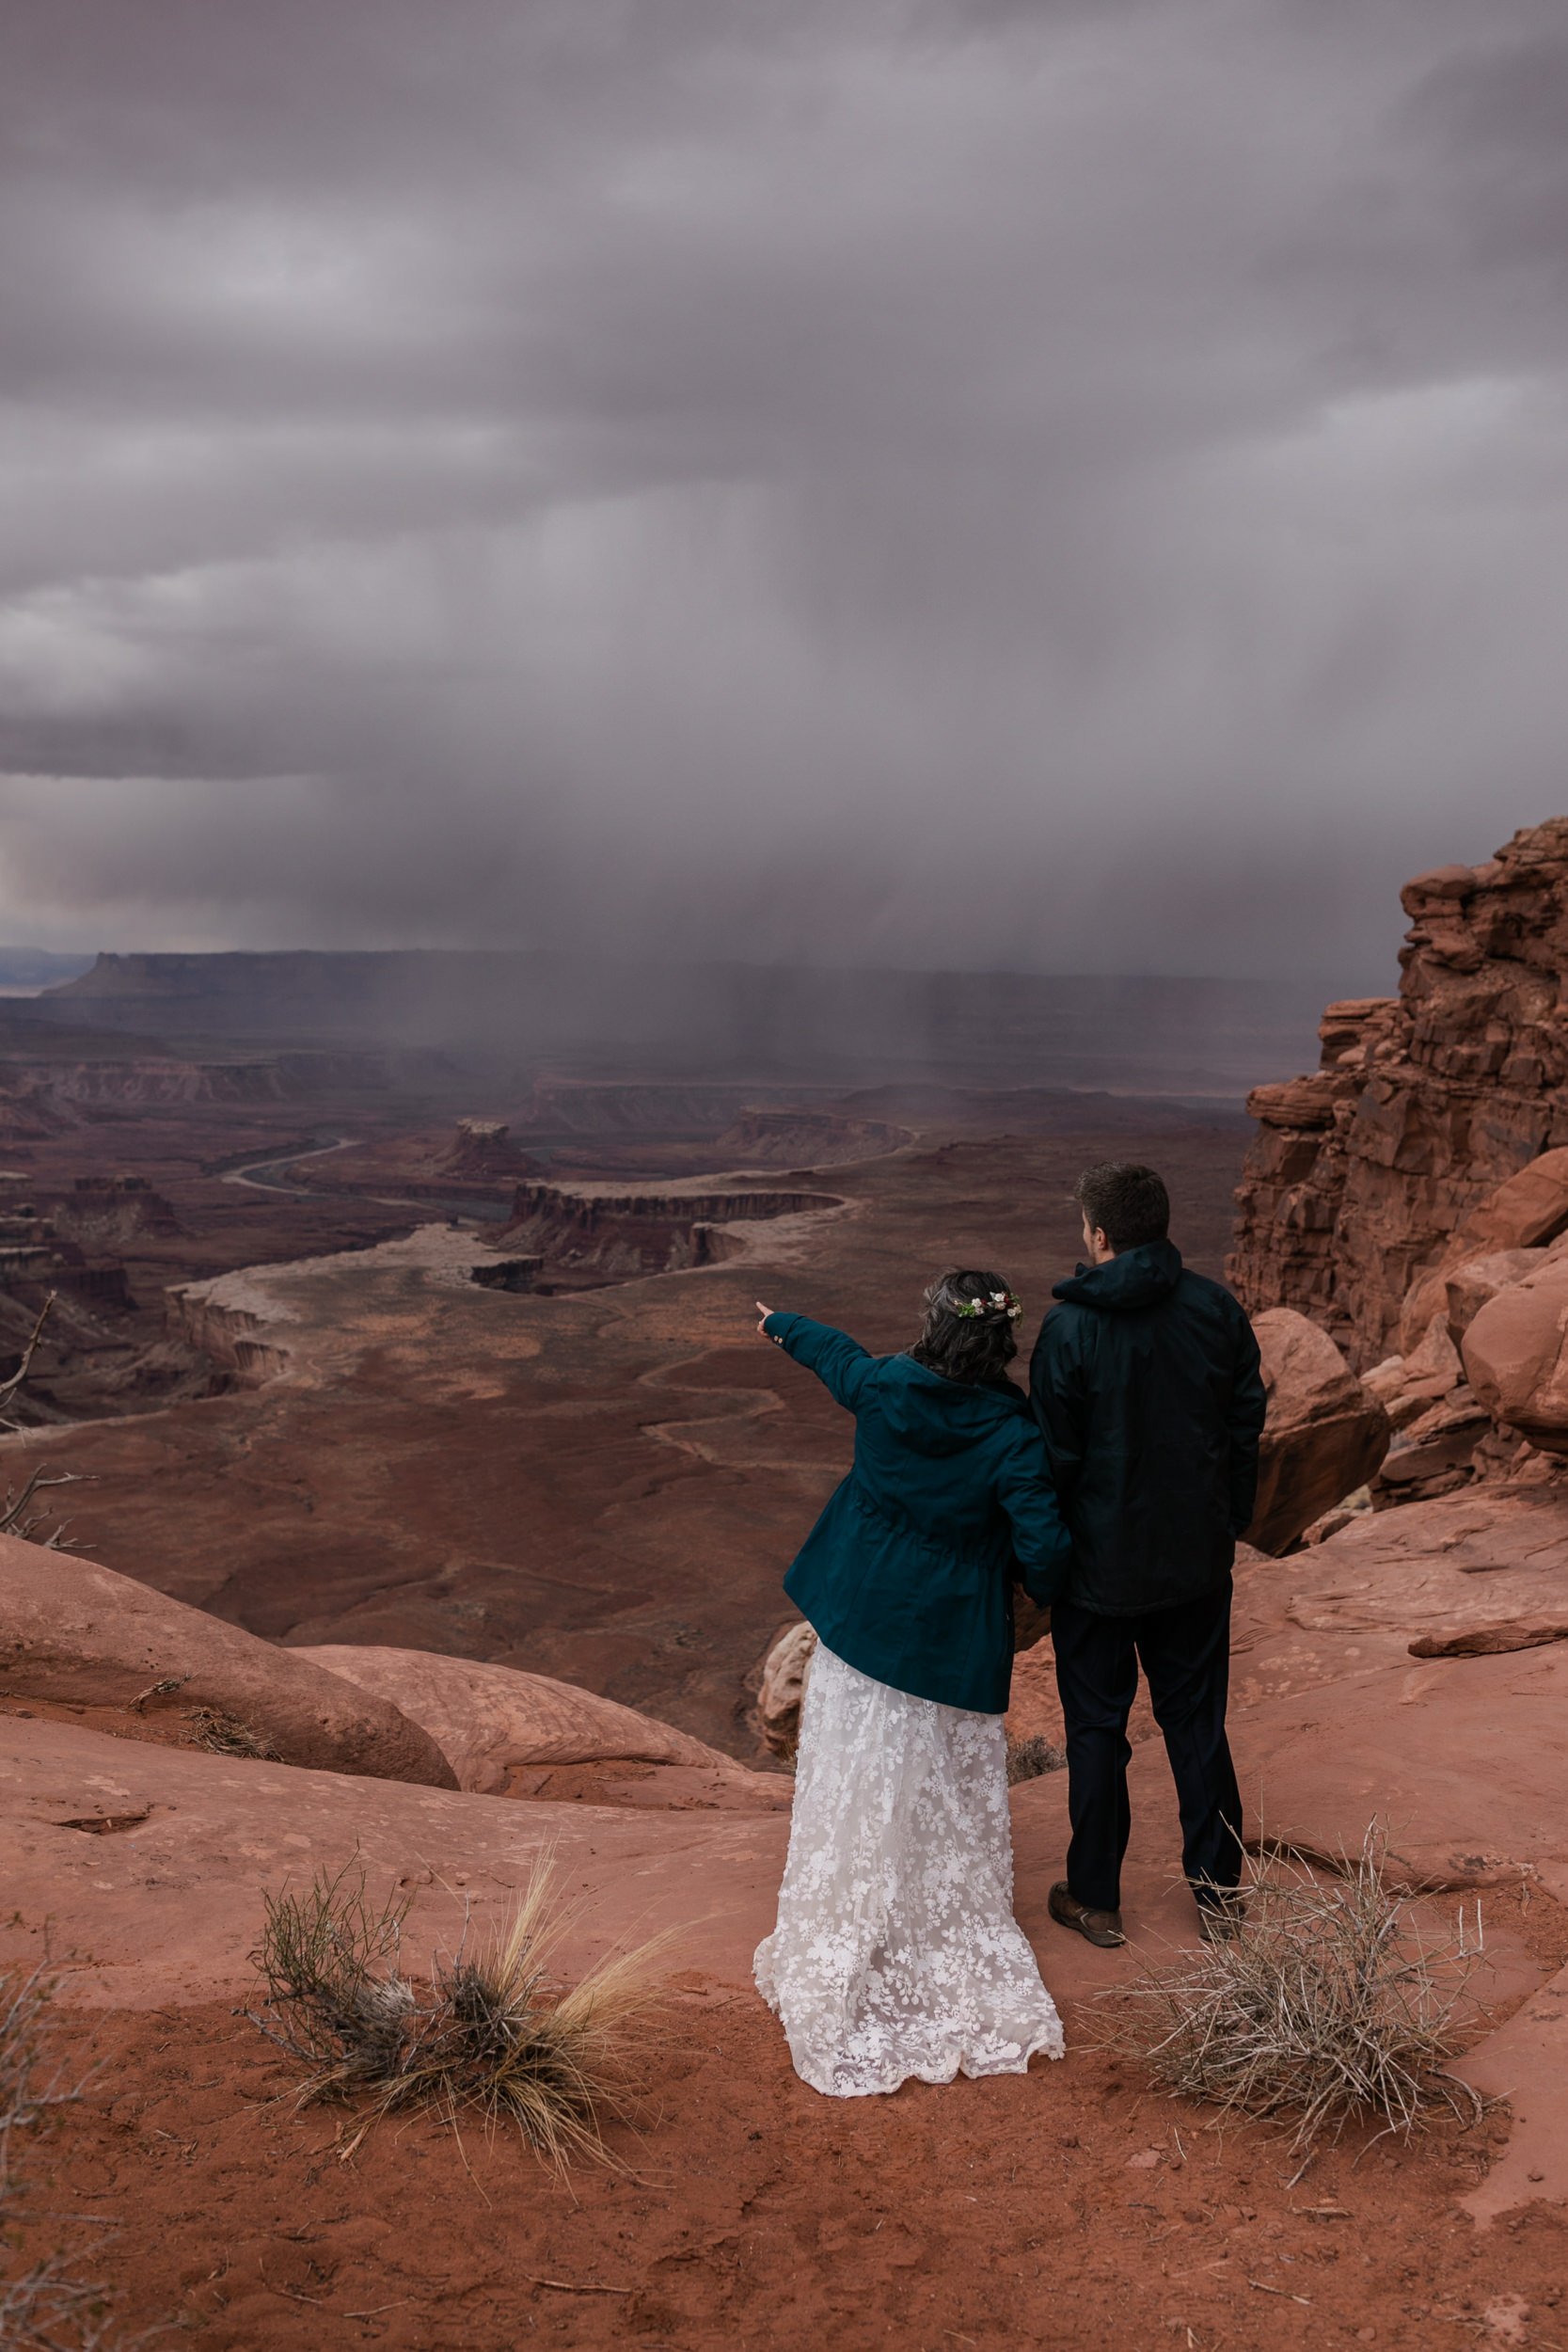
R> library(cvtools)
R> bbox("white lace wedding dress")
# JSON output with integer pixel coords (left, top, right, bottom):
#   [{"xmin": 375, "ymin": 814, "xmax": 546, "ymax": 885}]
[{"xmin": 754, "ymin": 1639, "xmax": 1065, "ymax": 2098}]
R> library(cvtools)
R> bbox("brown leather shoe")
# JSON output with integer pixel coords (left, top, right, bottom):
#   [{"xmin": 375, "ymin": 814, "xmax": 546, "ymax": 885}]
[{"xmin": 1049, "ymin": 1881, "xmax": 1126, "ymax": 1948}]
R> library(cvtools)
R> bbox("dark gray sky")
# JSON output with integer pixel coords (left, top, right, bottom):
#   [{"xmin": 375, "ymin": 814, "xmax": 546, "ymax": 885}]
[{"xmin": 1, "ymin": 0, "xmax": 1562, "ymax": 982}]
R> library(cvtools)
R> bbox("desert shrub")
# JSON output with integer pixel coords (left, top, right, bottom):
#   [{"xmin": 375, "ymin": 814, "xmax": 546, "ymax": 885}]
[
  {"xmin": 1105, "ymin": 1826, "xmax": 1486, "ymax": 2153},
  {"xmin": 0, "ymin": 1961, "xmax": 125, "ymax": 2349},
  {"xmin": 247, "ymin": 1855, "xmax": 660, "ymax": 2170},
  {"xmin": 1005, "ymin": 1732, "xmax": 1066, "ymax": 1785},
  {"xmin": 182, "ymin": 1706, "xmax": 280, "ymax": 1760}
]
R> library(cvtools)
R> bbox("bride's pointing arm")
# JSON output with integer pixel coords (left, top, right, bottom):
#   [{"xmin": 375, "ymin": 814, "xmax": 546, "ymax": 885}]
[{"xmin": 754, "ymin": 1306, "xmax": 875, "ymax": 1413}]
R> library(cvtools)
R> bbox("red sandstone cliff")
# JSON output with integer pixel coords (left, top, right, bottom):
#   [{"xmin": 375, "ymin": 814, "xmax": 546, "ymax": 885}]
[{"xmin": 1228, "ymin": 818, "xmax": 1568, "ymax": 1364}]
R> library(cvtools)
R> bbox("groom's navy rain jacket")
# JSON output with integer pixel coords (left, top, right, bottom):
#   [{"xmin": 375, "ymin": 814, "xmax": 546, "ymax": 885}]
[
  {"xmin": 1028, "ymin": 1241, "xmax": 1265, "ymax": 1616},
  {"xmin": 763, "ymin": 1312, "xmax": 1072, "ymax": 1714}
]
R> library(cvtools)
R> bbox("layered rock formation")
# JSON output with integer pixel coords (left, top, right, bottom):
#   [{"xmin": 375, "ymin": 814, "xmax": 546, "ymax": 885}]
[
  {"xmin": 715, "ymin": 1108, "xmax": 910, "ymax": 1168},
  {"xmin": 442, "ymin": 1117, "xmax": 535, "ymax": 1180},
  {"xmin": 1229, "ymin": 819, "xmax": 1568, "ymax": 1365},
  {"xmin": 164, "ymin": 1264, "xmax": 296, "ymax": 1382},
  {"xmin": 497, "ymin": 1180, "xmax": 839, "ymax": 1282}
]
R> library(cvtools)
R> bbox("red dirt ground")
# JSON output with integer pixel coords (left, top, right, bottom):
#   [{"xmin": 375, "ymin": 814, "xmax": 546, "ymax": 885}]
[{"xmin": 20, "ymin": 1906, "xmax": 1568, "ymax": 2352}]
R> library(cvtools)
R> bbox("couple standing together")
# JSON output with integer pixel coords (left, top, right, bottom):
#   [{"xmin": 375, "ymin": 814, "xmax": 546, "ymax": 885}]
[{"xmin": 752, "ymin": 1161, "xmax": 1267, "ymax": 2100}]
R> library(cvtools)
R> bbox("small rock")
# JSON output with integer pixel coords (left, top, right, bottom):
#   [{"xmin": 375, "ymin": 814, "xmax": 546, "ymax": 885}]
[{"xmin": 755, "ymin": 1620, "xmax": 816, "ymax": 1757}]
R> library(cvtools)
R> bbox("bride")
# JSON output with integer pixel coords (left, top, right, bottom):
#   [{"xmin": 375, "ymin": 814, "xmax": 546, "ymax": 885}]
[{"xmin": 752, "ymin": 1272, "xmax": 1071, "ymax": 2099}]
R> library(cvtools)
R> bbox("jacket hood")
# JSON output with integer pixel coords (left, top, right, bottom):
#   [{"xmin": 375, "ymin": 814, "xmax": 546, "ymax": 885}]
[
  {"xmin": 1052, "ymin": 1238, "xmax": 1184, "ymax": 1313},
  {"xmin": 879, "ymin": 1353, "xmax": 1032, "ymax": 1454}
]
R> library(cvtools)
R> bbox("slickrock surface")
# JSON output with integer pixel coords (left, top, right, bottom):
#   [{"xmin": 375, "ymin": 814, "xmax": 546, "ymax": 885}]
[
  {"xmin": 1232, "ymin": 1486, "xmax": 1568, "ymax": 1685},
  {"xmin": 1230, "ymin": 820, "xmax": 1568, "ymax": 1363},
  {"xmin": 12, "ymin": 1490, "xmax": 1565, "ymax": 2001},
  {"xmin": 6, "ymin": 1661, "xmax": 1538, "ymax": 2013},
  {"xmin": 0, "ymin": 1714, "xmax": 789, "ymax": 2007},
  {"xmin": 295, "ymin": 1642, "xmax": 789, "ymax": 1810},
  {"xmin": 0, "ymin": 1533, "xmax": 455, "ymax": 1788}
]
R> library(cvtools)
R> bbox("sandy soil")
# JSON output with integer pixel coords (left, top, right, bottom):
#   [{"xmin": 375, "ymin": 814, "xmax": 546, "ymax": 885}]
[{"xmin": 20, "ymin": 1937, "xmax": 1568, "ymax": 2352}]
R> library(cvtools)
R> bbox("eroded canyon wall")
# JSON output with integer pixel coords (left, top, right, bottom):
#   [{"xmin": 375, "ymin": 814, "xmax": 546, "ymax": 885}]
[{"xmin": 1228, "ymin": 818, "xmax": 1568, "ymax": 1363}]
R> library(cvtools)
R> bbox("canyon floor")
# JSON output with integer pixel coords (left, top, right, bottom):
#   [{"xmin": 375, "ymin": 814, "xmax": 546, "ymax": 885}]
[
  {"xmin": 5, "ymin": 1057, "xmax": 1567, "ymax": 2347},
  {"xmin": 3, "ymin": 1078, "xmax": 1247, "ymax": 1754}
]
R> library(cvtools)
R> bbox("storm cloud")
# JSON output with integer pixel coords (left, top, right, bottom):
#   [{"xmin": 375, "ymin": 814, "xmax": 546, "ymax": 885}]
[{"xmin": 2, "ymin": 0, "xmax": 1564, "ymax": 981}]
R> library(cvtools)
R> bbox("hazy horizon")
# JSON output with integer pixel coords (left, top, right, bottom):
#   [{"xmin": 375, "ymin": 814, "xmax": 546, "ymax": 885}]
[{"xmin": 4, "ymin": 2, "xmax": 1564, "ymax": 985}]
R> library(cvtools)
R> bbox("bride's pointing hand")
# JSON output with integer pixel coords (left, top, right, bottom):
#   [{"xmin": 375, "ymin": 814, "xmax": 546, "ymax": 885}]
[{"xmin": 756, "ymin": 1301, "xmax": 780, "ymax": 1341}]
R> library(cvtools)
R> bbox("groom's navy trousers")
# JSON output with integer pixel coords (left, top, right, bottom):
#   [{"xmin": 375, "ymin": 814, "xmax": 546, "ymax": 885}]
[{"xmin": 1051, "ymin": 1579, "xmax": 1243, "ymax": 1915}]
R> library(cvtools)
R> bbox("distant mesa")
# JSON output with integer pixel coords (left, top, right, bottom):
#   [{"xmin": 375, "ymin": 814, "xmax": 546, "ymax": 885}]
[
  {"xmin": 445, "ymin": 1116, "xmax": 531, "ymax": 1177},
  {"xmin": 713, "ymin": 1106, "xmax": 911, "ymax": 1167},
  {"xmin": 493, "ymin": 1178, "xmax": 841, "ymax": 1286},
  {"xmin": 0, "ymin": 945, "xmax": 96, "ymax": 994},
  {"xmin": 38, "ymin": 949, "xmax": 1325, "ymax": 1095}
]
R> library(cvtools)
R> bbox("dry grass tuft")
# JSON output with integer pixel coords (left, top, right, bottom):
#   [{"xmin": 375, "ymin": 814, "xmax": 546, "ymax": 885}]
[
  {"xmin": 182, "ymin": 1706, "xmax": 280, "ymax": 1759},
  {"xmin": 1006, "ymin": 1732, "xmax": 1066, "ymax": 1785},
  {"xmin": 1104, "ymin": 1825, "xmax": 1487, "ymax": 2153},
  {"xmin": 0, "ymin": 1961, "xmax": 126, "ymax": 2348},
  {"xmin": 246, "ymin": 1853, "xmax": 663, "ymax": 2171}
]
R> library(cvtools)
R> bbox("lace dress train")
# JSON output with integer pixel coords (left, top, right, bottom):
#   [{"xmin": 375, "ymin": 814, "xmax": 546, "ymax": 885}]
[{"xmin": 754, "ymin": 1639, "xmax": 1065, "ymax": 2098}]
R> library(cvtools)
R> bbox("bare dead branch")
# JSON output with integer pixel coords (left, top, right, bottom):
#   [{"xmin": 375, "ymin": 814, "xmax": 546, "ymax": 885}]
[{"xmin": 0, "ymin": 1295, "xmax": 56, "ymax": 1428}]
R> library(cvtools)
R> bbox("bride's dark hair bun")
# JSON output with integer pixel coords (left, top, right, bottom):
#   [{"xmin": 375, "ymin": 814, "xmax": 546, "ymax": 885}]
[{"xmin": 910, "ymin": 1268, "xmax": 1021, "ymax": 1384}]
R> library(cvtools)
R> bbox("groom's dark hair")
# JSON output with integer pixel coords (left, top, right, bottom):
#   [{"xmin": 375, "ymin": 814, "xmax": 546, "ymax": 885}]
[{"xmin": 1073, "ymin": 1163, "xmax": 1170, "ymax": 1252}]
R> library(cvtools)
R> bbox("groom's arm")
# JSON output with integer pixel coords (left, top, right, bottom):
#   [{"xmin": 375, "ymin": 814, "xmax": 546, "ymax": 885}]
[
  {"xmin": 1225, "ymin": 1305, "xmax": 1267, "ymax": 1536},
  {"xmin": 762, "ymin": 1311, "xmax": 876, "ymax": 1414},
  {"xmin": 1028, "ymin": 1307, "xmax": 1086, "ymax": 1502}
]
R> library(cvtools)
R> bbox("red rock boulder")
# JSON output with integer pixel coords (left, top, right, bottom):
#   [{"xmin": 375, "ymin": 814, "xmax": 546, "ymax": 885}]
[
  {"xmin": 1444, "ymin": 1249, "xmax": 1548, "ymax": 1343},
  {"xmin": 1245, "ymin": 1309, "xmax": 1391, "ymax": 1554},
  {"xmin": 298, "ymin": 1643, "xmax": 781, "ymax": 1807},
  {"xmin": 0, "ymin": 1533, "xmax": 456, "ymax": 1787},
  {"xmin": 1462, "ymin": 1255, "xmax": 1568, "ymax": 1454}
]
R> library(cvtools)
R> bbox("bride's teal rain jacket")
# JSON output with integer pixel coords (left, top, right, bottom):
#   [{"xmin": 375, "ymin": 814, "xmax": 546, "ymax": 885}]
[{"xmin": 762, "ymin": 1312, "xmax": 1073, "ymax": 1714}]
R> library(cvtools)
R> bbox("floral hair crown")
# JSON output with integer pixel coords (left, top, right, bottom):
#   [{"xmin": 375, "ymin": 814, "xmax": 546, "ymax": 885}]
[{"xmin": 950, "ymin": 1287, "xmax": 1022, "ymax": 1322}]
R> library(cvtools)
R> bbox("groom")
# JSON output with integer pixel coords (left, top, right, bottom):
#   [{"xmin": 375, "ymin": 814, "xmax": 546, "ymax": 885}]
[{"xmin": 1029, "ymin": 1163, "xmax": 1266, "ymax": 1948}]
